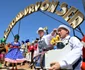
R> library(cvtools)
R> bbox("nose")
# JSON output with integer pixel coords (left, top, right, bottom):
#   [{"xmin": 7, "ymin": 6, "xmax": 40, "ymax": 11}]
[{"xmin": 58, "ymin": 31, "xmax": 60, "ymax": 34}]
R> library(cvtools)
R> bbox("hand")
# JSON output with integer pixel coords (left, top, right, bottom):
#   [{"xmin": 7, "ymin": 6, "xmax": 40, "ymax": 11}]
[
  {"xmin": 52, "ymin": 28, "xmax": 57, "ymax": 36},
  {"xmin": 53, "ymin": 28, "xmax": 57, "ymax": 32},
  {"xmin": 49, "ymin": 62, "xmax": 61, "ymax": 70}
]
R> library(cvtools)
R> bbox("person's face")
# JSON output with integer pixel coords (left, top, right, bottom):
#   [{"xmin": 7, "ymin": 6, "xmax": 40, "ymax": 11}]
[
  {"xmin": 1, "ymin": 42, "xmax": 5, "ymax": 47},
  {"xmin": 26, "ymin": 42, "xmax": 30, "ymax": 46},
  {"xmin": 38, "ymin": 30, "xmax": 44, "ymax": 37},
  {"xmin": 14, "ymin": 38, "xmax": 18, "ymax": 42},
  {"xmin": 58, "ymin": 28, "xmax": 69, "ymax": 39},
  {"xmin": 21, "ymin": 42, "xmax": 24, "ymax": 45}
]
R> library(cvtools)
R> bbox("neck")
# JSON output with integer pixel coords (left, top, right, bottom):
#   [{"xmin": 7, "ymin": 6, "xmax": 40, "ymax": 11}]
[
  {"xmin": 40, "ymin": 35, "xmax": 43, "ymax": 39},
  {"xmin": 62, "ymin": 34, "xmax": 69, "ymax": 39},
  {"xmin": 40, "ymin": 37, "xmax": 42, "ymax": 39}
]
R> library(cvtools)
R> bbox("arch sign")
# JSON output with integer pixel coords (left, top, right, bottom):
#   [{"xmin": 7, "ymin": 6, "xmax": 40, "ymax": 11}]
[{"xmin": 4, "ymin": 0, "xmax": 84, "ymax": 40}]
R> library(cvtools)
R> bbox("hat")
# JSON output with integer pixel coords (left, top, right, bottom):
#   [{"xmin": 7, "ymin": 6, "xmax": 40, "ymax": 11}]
[
  {"xmin": 25, "ymin": 39, "xmax": 29, "ymax": 43},
  {"xmin": 0, "ymin": 38, "xmax": 6, "ymax": 43},
  {"xmin": 14, "ymin": 34, "xmax": 20, "ymax": 40},
  {"xmin": 37, "ymin": 27, "xmax": 45, "ymax": 33},
  {"xmin": 32, "ymin": 41, "xmax": 34, "ymax": 44},
  {"xmin": 57, "ymin": 25, "xmax": 70, "ymax": 33},
  {"xmin": 21, "ymin": 41, "xmax": 24, "ymax": 44},
  {"xmin": 36, "ymin": 38, "xmax": 39, "ymax": 40}
]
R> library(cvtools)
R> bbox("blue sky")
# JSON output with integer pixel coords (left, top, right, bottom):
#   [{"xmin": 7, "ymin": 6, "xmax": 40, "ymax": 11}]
[{"xmin": 0, "ymin": 0, "xmax": 85, "ymax": 43}]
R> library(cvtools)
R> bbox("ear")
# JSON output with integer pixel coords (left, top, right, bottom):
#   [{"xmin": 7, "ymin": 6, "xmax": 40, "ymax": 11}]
[{"xmin": 66, "ymin": 30, "xmax": 69, "ymax": 34}]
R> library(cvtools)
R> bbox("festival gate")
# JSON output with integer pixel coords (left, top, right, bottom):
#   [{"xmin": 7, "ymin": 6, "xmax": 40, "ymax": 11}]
[{"xmin": 2, "ymin": 0, "xmax": 85, "ymax": 69}]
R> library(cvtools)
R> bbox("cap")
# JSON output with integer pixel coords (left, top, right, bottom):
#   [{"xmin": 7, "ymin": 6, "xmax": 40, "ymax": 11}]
[
  {"xmin": 37, "ymin": 27, "xmax": 45, "ymax": 33},
  {"xmin": 57, "ymin": 25, "xmax": 70, "ymax": 33},
  {"xmin": 21, "ymin": 41, "xmax": 24, "ymax": 44},
  {"xmin": 25, "ymin": 39, "xmax": 29, "ymax": 43}
]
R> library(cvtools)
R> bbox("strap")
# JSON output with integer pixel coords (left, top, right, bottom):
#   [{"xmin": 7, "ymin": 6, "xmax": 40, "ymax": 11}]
[
  {"xmin": 63, "ymin": 37, "xmax": 71, "ymax": 46},
  {"xmin": 73, "ymin": 57, "xmax": 81, "ymax": 69},
  {"xmin": 57, "ymin": 37, "xmax": 71, "ymax": 49},
  {"xmin": 38, "ymin": 40, "xmax": 48, "ymax": 52}
]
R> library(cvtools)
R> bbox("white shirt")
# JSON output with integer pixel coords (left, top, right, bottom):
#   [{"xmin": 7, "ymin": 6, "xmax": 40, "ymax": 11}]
[
  {"xmin": 39, "ymin": 33, "xmax": 54, "ymax": 47},
  {"xmin": 59, "ymin": 35, "xmax": 83, "ymax": 70}
]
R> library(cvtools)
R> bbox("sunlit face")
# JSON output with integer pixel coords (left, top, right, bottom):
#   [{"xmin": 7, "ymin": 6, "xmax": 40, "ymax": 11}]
[
  {"xmin": 38, "ymin": 30, "xmax": 44, "ymax": 37},
  {"xmin": 58, "ymin": 28, "xmax": 69, "ymax": 39}
]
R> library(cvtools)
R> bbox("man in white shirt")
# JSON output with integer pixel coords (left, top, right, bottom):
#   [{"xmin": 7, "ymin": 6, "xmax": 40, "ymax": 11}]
[
  {"xmin": 49, "ymin": 25, "xmax": 83, "ymax": 70},
  {"xmin": 34, "ymin": 27, "xmax": 57, "ymax": 68},
  {"xmin": 37, "ymin": 27, "xmax": 57, "ymax": 52}
]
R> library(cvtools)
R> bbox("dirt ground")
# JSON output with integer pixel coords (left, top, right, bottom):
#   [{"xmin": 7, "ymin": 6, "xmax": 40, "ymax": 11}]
[{"xmin": 0, "ymin": 63, "xmax": 34, "ymax": 70}]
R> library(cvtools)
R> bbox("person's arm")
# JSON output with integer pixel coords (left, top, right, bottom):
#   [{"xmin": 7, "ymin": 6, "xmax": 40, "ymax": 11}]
[
  {"xmin": 51, "ymin": 28, "xmax": 57, "ymax": 36},
  {"xmin": 18, "ymin": 42, "xmax": 21, "ymax": 49},
  {"xmin": 59, "ymin": 37, "xmax": 83, "ymax": 69},
  {"xmin": 43, "ymin": 29, "xmax": 57, "ymax": 51},
  {"xmin": 49, "ymin": 37, "xmax": 83, "ymax": 70}
]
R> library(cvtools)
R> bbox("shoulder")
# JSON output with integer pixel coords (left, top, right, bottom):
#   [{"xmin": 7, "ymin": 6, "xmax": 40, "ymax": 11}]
[
  {"xmin": 17, "ymin": 42, "xmax": 21, "ymax": 46},
  {"xmin": 18, "ymin": 41, "xmax": 20, "ymax": 44},
  {"xmin": 11, "ymin": 41, "xmax": 14, "ymax": 45},
  {"xmin": 43, "ymin": 34, "xmax": 52, "ymax": 38},
  {"xmin": 42, "ymin": 35, "xmax": 47, "ymax": 39},
  {"xmin": 70, "ymin": 36, "xmax": 80, "ymax": 42},
  {"xmin": 69, "ymin": 36, "xmax": 83, "ymax": 47}
]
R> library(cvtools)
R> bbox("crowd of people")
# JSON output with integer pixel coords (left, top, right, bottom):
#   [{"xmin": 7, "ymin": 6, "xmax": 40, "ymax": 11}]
[{"xmin": 0, "ymin": 25, "xmax": 85, "ymax": 70}]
